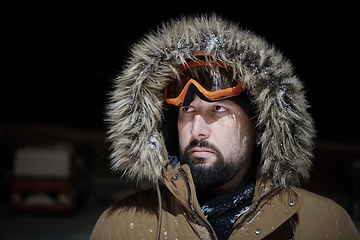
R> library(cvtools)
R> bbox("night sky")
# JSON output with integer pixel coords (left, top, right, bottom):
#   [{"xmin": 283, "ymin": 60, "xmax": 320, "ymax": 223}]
[{"xmin": 3, "ymin": 3, "xmax": 359, "ymax": 142}]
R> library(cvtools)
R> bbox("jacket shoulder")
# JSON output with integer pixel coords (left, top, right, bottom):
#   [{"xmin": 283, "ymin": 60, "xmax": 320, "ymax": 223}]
[
  {"xmin": 89, "ymin": 188, "xmax": 160, "ymax": 240},
  {"xmin": 290, "ymin": 187, "xmax": 359, "ymax": 239},
  {"xmin": 292, "ymin": 187, "xmax": 340, "ymax": 208},
  {"xmin": 89, "ymin": 186, "xmax": 186, "ymax": 240},
  {"xmin": 109, "ymin": 187, "xmax": 160, "ymax": 215}
]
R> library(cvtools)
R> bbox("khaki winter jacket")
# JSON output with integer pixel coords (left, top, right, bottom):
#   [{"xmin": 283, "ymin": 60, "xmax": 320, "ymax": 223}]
[
  {"xmin": 91, "ymin": 14, "xmax": 359, "ymax": 239},
  {"xmin": 90, "ymin": 163, "xmax": 359, "ymax": 239}
]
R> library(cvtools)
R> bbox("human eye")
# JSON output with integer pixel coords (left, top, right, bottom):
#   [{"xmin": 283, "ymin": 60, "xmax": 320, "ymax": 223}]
[
  {"xmin": 181, "ymin": 106, "xmax": 195, "ymax": 113},
  {"xmin": 213, "ymin": 105, "xmax": 228, "ymax": 113}
]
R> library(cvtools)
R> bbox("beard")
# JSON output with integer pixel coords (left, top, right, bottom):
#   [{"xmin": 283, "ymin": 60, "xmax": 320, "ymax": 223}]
[{"xmin": 179, "ymin": 139, "xmax": 246, "ymax": 190}]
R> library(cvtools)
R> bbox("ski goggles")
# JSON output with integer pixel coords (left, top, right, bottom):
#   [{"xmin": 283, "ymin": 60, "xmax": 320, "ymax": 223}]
[{"xmin": 164, "ymin": 59, "xmax": 244, "ymax": 106}]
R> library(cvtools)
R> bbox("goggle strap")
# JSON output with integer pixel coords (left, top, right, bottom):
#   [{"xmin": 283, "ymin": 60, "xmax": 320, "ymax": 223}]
[{"xmin": 178, "ymin": 60, "xmax": 232, "ymax": 73}]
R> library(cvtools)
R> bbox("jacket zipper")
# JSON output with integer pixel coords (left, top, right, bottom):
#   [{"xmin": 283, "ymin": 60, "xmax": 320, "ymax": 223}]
[{"xmin": 178, "ymin": 168, "xmax": 217, "ymax": 240}]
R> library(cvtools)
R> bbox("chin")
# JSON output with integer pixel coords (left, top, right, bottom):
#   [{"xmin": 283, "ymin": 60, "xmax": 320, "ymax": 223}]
[
  {"xmin": 192, "ymin": 159, "xmax": 215, "ymax": 169},
  {"xmin": 191, "ymin": 157, "xmax": 216, "ymax": 167}
]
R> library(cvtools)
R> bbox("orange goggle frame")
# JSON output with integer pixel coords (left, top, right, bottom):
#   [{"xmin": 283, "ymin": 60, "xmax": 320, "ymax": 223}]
[{"xmin": 164, "ymin": 60, "xmax": 244, "ymax": 106}]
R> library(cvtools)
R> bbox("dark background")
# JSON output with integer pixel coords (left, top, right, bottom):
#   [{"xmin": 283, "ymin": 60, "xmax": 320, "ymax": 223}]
[
  {"xmin": 1, "ymin": 3, "xmax": 359, "ymax": 239},
  {"xmin": 3, "ymin": 2, "xmax": 359, "ymax": 141}
]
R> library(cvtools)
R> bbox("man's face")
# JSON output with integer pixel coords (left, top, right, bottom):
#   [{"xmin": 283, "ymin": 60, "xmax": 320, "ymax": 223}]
[{"xmin": 178, "ymin": 94, "xmax": 257, "ymax": 190}]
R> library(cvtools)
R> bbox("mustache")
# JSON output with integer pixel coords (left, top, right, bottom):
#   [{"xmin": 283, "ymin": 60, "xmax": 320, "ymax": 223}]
[{"xmin": 184, "ymin": 139, "xmax": 221, "ymax": 155}]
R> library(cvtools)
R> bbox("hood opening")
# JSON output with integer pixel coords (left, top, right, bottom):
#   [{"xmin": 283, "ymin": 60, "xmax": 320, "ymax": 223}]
[{"xmin": 108, "ymin": 14, "xmax": 315, "ymax": 187}]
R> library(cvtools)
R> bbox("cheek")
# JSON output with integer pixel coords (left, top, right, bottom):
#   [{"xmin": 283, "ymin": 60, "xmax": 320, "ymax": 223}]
[
  {"xmin": 211, "ymin": 118, "xmax": 239, "ymax": 150},
  {"xmin": 233, "ymin": 121, "xmax": 256, "ymax": 157},
  {"xmin": 215, "ymin": 117, "xmax": 253, "ymax": 156}
]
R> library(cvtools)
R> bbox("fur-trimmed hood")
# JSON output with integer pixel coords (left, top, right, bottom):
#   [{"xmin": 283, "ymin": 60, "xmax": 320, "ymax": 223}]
[{"xmin": 107, "ymin": 14, "xmax": 315, "ymax": 187}]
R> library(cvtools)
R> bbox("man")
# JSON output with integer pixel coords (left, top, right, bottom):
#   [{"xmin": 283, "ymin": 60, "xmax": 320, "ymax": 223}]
[{"xmin": 90, "ymin": 14, "xmax": 359, "ymax": 239}]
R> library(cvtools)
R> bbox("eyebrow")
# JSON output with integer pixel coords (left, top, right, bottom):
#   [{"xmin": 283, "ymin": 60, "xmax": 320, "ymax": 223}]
[{"xmin": 213, "ymin": 99, "xmax": 237, "ymax": 107}]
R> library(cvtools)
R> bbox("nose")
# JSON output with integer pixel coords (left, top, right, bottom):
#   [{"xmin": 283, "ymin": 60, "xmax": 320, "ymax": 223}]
[{"xmin": 191, "ymin": 114, "xmax": 210, "ymax": 140}]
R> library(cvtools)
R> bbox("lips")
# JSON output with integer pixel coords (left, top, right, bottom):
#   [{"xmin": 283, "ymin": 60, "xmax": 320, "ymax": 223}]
[
  {"xmin": 190, "ymin": 147, "xmax": 215, "ymax": 153},
  {"xmin": 189, "ymin": 147, "xmax": 215, "ymax": 158},
  {"xmin": 182, "ymin": 140, "xmax": 219, "ymax": 163}
]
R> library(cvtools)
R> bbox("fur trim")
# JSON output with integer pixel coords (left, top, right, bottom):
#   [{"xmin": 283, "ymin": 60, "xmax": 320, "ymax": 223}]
[{"xmin": 107, "ymin": 14, "xmax": 315, "ymax": 186}]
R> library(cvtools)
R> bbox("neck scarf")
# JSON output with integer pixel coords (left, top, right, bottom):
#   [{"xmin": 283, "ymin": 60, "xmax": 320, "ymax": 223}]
[{"xmin": 198, "ymin": 176, "xmax": 255, "ymax": 240}]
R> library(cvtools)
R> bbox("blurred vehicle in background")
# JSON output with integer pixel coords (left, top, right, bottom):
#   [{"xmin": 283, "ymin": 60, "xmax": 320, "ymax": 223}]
[{"xmin": 10, "ymin": 144, "xmax": 89, "ymax": 213}]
